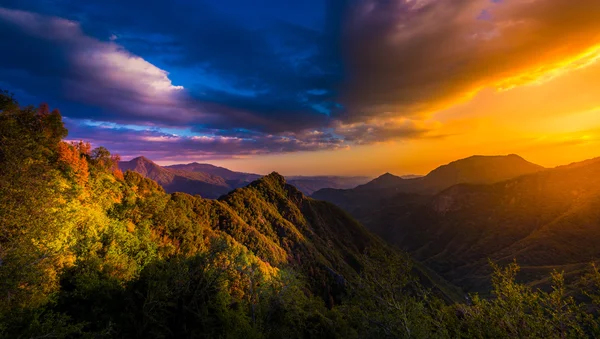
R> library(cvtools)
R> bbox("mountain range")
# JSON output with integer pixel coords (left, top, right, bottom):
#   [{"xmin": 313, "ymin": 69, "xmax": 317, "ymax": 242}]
[
  {"xmin": 314, "ymin": 154, "xmax": 600, "ymax": 293},
  {"xmin": 312, "ymin": 154, "xmax": 544, "ymax": 223},
  {"xmin": 120, "ymin": 156, "xmax": 371, "ymax": 198},
  {"xmin": 116, "ymin": 152, "xmax": 600, "ymax": 295}
]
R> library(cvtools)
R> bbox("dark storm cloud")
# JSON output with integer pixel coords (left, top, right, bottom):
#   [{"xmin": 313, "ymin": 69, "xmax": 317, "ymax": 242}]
[
  {"xmin": 0, "ymin": 8, "xmax": 198, "ymax": 125},
  {"xmin": 340, "ymin": 0, "xmax": 600, "ymax": 121}
]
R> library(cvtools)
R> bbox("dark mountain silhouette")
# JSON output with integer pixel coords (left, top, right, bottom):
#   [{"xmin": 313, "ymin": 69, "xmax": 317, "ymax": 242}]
[
  {"xmin": 286, "ymin": 175, "xmax": 371, "ymax": 195},
  {"xmin": 356, "ymin": 172, "xmax": 403, "ymax": 190},
  {"xmin": 391, "ymin": 157, "xmax": 600, "ymax": 293},
  {"xmin": 321, "ymin": 155, "xmax": 600, "ymax": 294},
  {"xmin": 400, "ymin": 174, "xmax": 423, "ymax": 179},
  {"xmin": 419, "ymin": 154, "xmax": 545, "ymax": 193},
  {"xmin": 312, "ymin": 154, "xmax": 544, "ymax": 215}
]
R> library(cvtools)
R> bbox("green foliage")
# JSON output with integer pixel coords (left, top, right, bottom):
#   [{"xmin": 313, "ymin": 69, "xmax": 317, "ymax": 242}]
[
  {"xmin": 453, "ymin": 262, "xmax": 592, "ymax": 338},
  {"xmin": 0, "ymin": 94, "xmax": 74, "ymax": 314},
  {"xmin": 341, "ymin": 251, "xmax": 445, "ymax": 338}
]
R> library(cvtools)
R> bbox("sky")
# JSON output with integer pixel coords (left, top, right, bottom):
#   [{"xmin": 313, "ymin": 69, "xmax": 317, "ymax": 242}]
[{"xmin": 1, "ymin": 0, "xmax": 600, "ymax": 176}]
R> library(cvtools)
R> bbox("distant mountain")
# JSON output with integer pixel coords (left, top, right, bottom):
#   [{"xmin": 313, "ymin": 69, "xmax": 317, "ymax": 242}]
[
  {"xmin": 287, "ymin": 175, "xmax": 371, "ymax": 195},
  {"xmin": 355, "ymin": 172, "xmax": 404, "ymax": 190},
  {"xmin": 216, "ymin": 172, "xmax": 461, "ymax": 303},
  {"xmin": 326, "ymin": 156, "xmax": 600, "ymax": 294},
  {"xmin": 166, "ymin": 162, "xmax": 261, "ymax": 182},
  {"xmin": 167, "ymin": 163, "xmax": 370, "ymax": 195},
  {"xmin": 119, "ymin": 156, "xmax": 175, "ymax": 185},
  {"xmin": 120, "ymin": 157, "xmax": 232, "ymax": 198},
  {"xmin": 400, "ymin": 174, "xmax": 423, "ymax": 179},
  {"xmin": 419, "ymin": 154, "xmax": 545, "ymax": 193},
  {"xmin": 121, "ymin": 157, "xmax": 371, "ymax": 198},
  {"xmin": 312, "ymin": 154, "xmax": 544, "ymax": 214}
]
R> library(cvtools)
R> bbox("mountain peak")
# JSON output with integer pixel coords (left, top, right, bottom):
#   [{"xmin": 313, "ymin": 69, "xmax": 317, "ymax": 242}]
[
  {"xmin": 355, "ymin": 172, "xmax": 404, "ymax": 190},
  {"xmin": 130, "ymin": 156, "xmax": 154, "ymax": 164},
  {"xmin": 422, "ymin": 154, "xmax": 544, "ymax": 190},
  {"xmin": 379, "ymin": 172, "xmax": 399, "ymax": 179},
  {"xmin": 449, "ymin": 154, "xmax": 529, "ymax": 164},
  {"xmin": 263, "ymin": 171, "xmax": 286, "ymax": 185}
]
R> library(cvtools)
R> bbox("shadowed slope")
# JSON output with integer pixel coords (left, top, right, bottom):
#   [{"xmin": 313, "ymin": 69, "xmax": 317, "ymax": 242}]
[{"xmin": 369, "ymin": 157, "xmax": 600, "ymax": 293}]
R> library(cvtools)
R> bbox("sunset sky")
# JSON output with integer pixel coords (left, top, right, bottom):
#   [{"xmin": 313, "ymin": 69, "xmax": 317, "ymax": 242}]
[{"xmin": 2, "ymin": 0, "xmax": 600, "ymax": 176}]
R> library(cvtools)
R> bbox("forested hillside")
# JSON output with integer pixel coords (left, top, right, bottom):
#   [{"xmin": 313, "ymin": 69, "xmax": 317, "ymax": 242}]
[
  {"xmin": 382, "ymin": 158, "xmax": 600, "ymax": 293},
  {"xmin": 315, "ymin": 147, "xmax": 600, "ymax": 296},
  {"xmin": 3, "ymin": 92, "xmax": 600, "ymax": 338}
]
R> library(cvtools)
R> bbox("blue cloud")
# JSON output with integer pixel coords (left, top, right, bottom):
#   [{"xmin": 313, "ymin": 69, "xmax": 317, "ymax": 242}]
[{"xmin": 0, "ymin": 0, "xmax": 344, "ymax": 136}]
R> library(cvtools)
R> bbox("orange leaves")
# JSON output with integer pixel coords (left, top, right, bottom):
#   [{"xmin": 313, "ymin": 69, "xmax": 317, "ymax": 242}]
[
  {"xmin": 111, "ymin": 154, "xmax": 124, "ymax": 180},
  {"xmin": 57, "ymin": 141, "xmax": 89, "ymax": 186},
  {"xmin": 73, "ymin": 140, "xmax": 91, "ymax": 155},
  {"xmin": 113, "ymin": 168, "xmax": 125, "ymax": 181}
]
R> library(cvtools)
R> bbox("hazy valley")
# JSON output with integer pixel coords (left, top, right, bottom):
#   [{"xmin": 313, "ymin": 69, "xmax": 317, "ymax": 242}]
[{"xmin": 120, "ymin": 156, "xmax": 371, "ymax": 198}]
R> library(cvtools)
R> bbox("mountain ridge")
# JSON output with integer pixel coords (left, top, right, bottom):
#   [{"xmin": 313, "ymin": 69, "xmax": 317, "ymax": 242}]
[
  {"xmin": 121, "ymin": 156, "xmax": 371, "ymax": 197},
  {"xmin": 312, "ymin": 154, "xmax": 545, "ymax": 215}
]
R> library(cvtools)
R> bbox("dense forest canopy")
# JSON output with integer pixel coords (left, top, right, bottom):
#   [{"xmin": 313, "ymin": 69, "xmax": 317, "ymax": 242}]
[{"xmin": 2, "ymin": 91, "xmax": 600, "ymax": 338}]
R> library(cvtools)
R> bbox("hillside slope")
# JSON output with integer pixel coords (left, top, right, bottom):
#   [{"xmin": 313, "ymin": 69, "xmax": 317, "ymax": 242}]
[
  {"xmin": 371, "ymin": 158, "xmax": 600, "ymax": 293},
  {"xmin": 113, "ymin": 163, "xmax": 458, "ymax": 303}
]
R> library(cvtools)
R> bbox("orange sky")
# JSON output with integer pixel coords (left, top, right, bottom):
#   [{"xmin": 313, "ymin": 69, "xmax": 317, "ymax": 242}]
[{"xmin": 210, "ymin": 53, "xmax": 600, "ymax": 177}]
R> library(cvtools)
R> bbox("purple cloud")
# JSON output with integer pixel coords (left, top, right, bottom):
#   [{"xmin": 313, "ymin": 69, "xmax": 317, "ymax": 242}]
[{"xmin": 64, "ymin": 118, "xmax": 347, "ymax": 161}]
